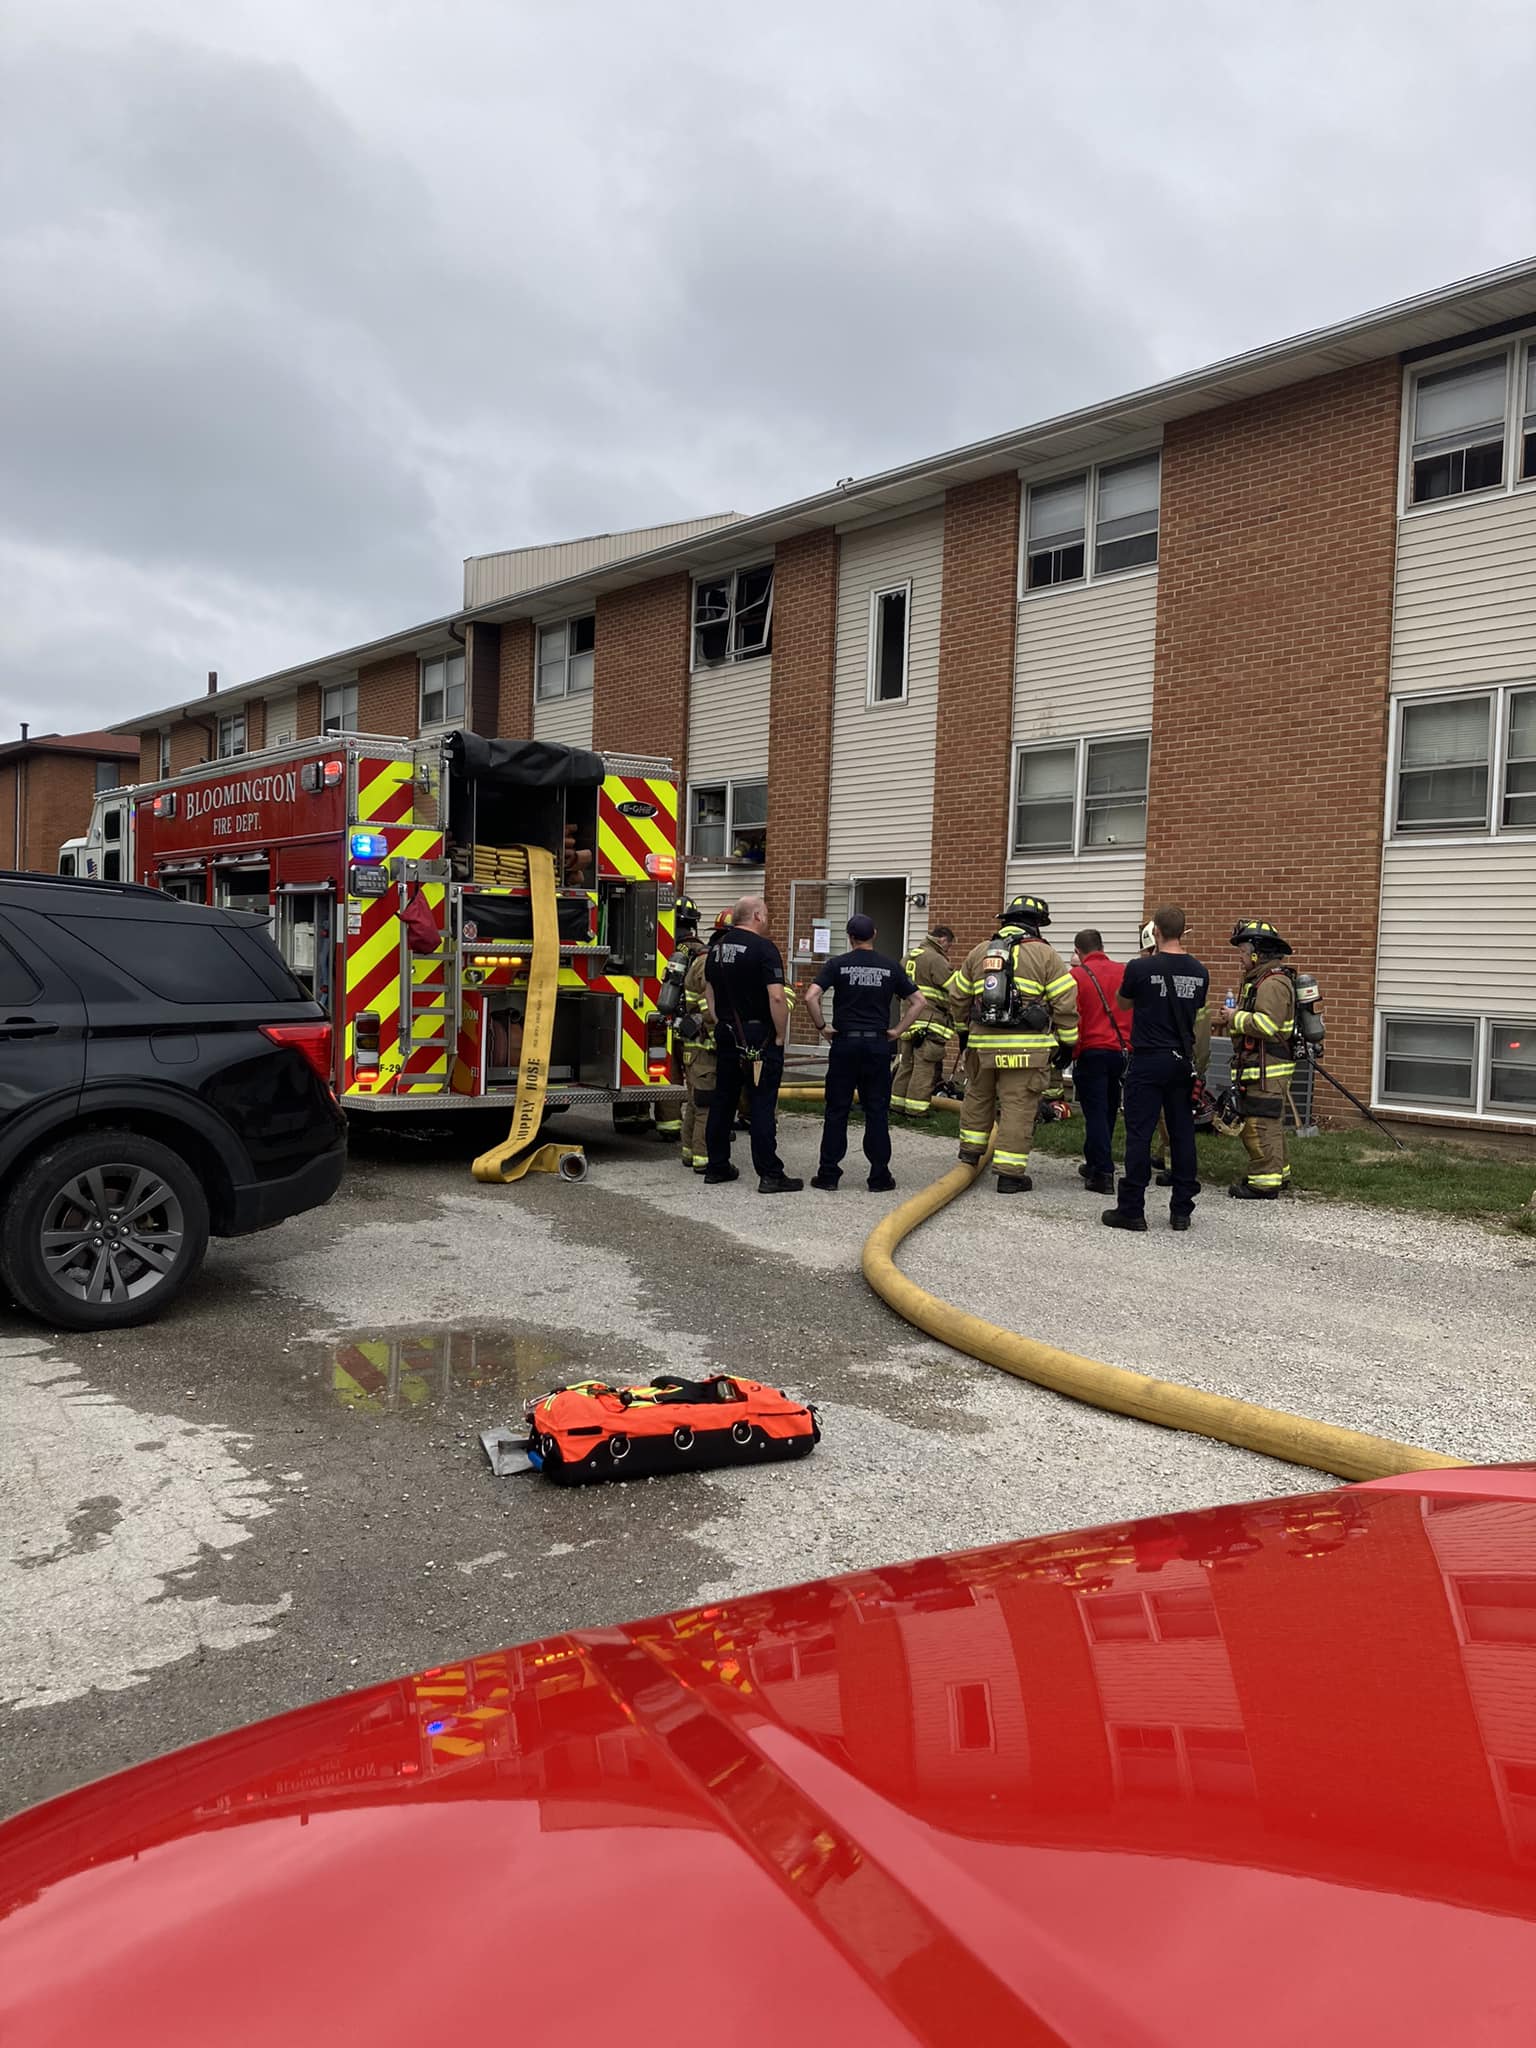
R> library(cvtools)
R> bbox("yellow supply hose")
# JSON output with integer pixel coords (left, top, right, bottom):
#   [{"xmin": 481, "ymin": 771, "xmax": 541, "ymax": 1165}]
[
  {"xmin": 473, "ymin": 844, "xmax": 585, "ymax": 1185},
  {"xmin": 859, "ymin": 1151, "xmax": 1466, "ymax": 1482}
]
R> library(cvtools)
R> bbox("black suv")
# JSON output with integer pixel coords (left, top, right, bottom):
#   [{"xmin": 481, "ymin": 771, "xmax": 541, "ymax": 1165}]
[{"xmin": 0, "ymin": 874, "xmax": 346, "ymax": 1330}]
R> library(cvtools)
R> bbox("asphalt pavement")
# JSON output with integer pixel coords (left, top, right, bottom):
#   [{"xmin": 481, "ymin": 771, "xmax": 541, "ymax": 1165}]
[{"xmin": 4, "ymin": 1106, "xmax": 1533, "ymax": 1820}]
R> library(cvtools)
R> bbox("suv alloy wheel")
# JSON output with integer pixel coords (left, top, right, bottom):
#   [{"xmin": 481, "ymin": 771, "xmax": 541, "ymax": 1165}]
[{"xmin": 1, "ymin": 1131, "xmax": 211, "ymax": 1331}]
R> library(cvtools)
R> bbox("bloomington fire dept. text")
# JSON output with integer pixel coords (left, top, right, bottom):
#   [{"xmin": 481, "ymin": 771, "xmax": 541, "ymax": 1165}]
[{"xmin": 183, "ymin": 771, "xmax": 300, "ymax": 832}]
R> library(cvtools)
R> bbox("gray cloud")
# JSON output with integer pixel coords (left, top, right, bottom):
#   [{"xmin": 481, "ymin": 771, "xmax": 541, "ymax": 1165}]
[{"xmin": 3, "ymin": 0, "xmax": 1536, "ymax": 731}]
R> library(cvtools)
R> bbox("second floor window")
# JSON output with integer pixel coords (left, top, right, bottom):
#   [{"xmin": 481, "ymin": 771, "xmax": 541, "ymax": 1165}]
[
  {"xmin": 1012, "ymin": 734, "xmax": 1150, "ymax": 857},
  {"xmin": 693, "ymin": 564, "xmax": 773, "ymax": 668},
  {"xmin": 868, "ymin": 584, "xmax": 910, "ymax": 704},
  {"xmin": 420, "ymin": 651, "xmax": 465, "ymax": 729},
  {"xmin": 688, "ymin": 778, "xmax": 767, "ymax": 862},
  {"xmin": 322, "ymin": 682, "xmax": 358, "ymax": 734},
  {"xmin": 1392, "ymin": 687, "xmax": 1535, "ymax": 836},
  {"xmin": 217, "ymin": 712, "xmax": 246, "ymax": 759},
  {"xmin": 536, "ymin": 616, "xmax": 595, "ymax": 701},
  {"xmin": 95, "ymin": 758, "xmax": 121, "ymax": 793},
  {"xmin": 157, "ymin": 731, "xmax": 171, "ymax": 778}
]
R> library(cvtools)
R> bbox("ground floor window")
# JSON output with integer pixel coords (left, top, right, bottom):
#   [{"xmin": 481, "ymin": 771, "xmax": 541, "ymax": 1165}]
[
  {"xmin": 1377, "ymin": 1011, "xmax": 1536, "ymax": 1120},
  {"xmin": 687, "ymin": 777, "xmax": 767, "ymax": 865}
]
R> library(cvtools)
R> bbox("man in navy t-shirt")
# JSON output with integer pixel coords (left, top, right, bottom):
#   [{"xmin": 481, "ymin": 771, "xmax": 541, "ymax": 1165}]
[
  {"xmin": 804, "ymin": 916, "xmax": 924, "ymax": 1191},
  {"xmin": 1102, "ymin": 906, "xmax": 1210, "ymax": 1233}
]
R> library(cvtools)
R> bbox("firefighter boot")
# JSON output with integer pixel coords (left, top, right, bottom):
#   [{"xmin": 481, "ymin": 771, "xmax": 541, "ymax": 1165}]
[{"xmin": 992, "ymin": 1066, "xmax": 1046, "ymax": 1188}]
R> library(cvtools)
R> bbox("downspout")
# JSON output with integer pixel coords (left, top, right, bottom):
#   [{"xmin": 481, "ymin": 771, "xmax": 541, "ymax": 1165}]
[{"xmin": 13, "ymin": 723, "xmax": 26, "ymax": 867}]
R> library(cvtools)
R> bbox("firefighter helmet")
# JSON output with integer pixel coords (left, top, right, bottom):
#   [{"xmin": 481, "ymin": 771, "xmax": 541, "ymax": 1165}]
[
  {"xmin": 713, "ymin": 909, "xmax": 733, "ymax": 930},
  {"xmin": 674, "ymin": 896, "xmax": 701, "ymax": 929},
  {"xmin": 1001, "ymin": 893, "xmax": 1050, "ymax": 929},
  {"xmin": 1230, "ymin": 918, "xmax": 1292, "ymax": 956}
]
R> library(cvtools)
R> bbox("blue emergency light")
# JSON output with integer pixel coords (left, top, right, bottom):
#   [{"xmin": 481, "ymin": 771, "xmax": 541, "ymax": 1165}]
[{"xmin": 349, "ymin": 831, "xmax": 387, "ymax": 863}]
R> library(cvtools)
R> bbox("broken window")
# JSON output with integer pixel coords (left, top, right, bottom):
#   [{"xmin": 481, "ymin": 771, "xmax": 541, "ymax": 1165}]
[{"xmin": 693, "ymin": 564, "xmax": 773, "ymax": 667}]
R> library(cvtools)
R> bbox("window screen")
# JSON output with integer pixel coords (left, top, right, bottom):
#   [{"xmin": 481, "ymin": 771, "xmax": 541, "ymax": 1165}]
[
  {"xmin": 420, "ymin": 653, "xmax": 465, "ymax": 727},
  {"xmin": 1381, "ymin": 1015, "xmax": 1476, "ymax": 1104},
  {"xmin": 95, "ymin": 759, "xmax": 120, "ymax": 793},
  {"xmin": 1026, "ymin": 476, "xmax": 1087, "ymax": 589},
  {"xmin": 1083, "ymin": 736, "xmax": 1149, "ymax": 848},
  {"xmin": 1524, "ymin": 351, "xmax": 1536, "ymax": 483},
  {"xmin": 1395, "ymin": 698, "xmax": 1491, "ymax": 832},
  {"xmin": 1012, "ymin": 744, "xmax": 1076, "ymax": 853},
  {"xmin": 52, "ymin": 917, "xmax": 286, "ymax": 1004},
  {"xmin": 1094, "ymin": 455, "xmax": 1160, "ymax": 574},
  {"xmin": 1504, "ymin": 690, "xmax": 1536, "ymax": 829},
  {"xmin": 322, "ymin": 683, "xmax": 358, "ymax": 733},
  {"xmin": 731, "ymin": 779, "xmax": 768, "ymax": 829},
  {"xmin": 568, "ymin": 615, "xmax": 595, "ymax": 694},
  {"xmin": 1411, "ymin": 356, "xmax": 1506, "ymax": 503},
  {"xmin": 1488, "ymin": 1021, "xmax": 1536, "ymax": 1111}
]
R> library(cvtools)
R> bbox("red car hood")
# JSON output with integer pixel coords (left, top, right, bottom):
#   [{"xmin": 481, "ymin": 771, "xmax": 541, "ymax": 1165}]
[{"xmin": 4, "ymin": 1473, "xmax": 1536, "ymax": 2046}]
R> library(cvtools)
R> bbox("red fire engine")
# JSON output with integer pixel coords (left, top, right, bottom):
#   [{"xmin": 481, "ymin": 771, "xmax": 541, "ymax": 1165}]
[{"xmin": 123, "ymin": 731, "xmax": 683, "ymax": 1122}]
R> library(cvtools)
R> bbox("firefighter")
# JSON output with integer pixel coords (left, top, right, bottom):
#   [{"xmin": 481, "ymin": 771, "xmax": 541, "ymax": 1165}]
[
  {"xmin": 656, "ymin": 898, "xmax": 705, "ymax": 1156},
  {"xmin": 1223, "ymin": 918, "xmax": 1297, "ymax": 1200},
  {"xmin": 677, "ymin": 911, "xmax": 724, "ymax": 1172},
  {"xmin": 891, "ymin": 924, "xmax": 957, "ymax": 1117},
  {"xmin": 949, "ymin": 894, "xmax": 1078, "ymax": 1193}
]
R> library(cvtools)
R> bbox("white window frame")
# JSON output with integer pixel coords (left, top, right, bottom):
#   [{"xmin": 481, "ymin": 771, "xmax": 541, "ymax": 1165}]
[
  {"xmin": 217, "ymin": 711, "xmax": 246, "ymax": 760},
  {"xmin": 1399, "ymin": 333, "xmax": 1536, "ymax": 518},
  {"xmin": 1008, "ymin": 731, "xmax": 1151, "ymax": 861},
  {"xmin": 321, "ymin": 681, "xmax": 358, "ymax": 734},
  {"xmin": 1372, "ymin": 1010, "xmax": 1536, "ymax": 1125},
  {"xmin": 685, "ymin": 776, "xmax": 768, "ymax": 864},
  {"xmin": 1386, "ymin": 684, "xmax": 1536, "ymax": 842},
  {"xmin": 535, "ymin": 615, "xmax": 596, "ymax": 702},
  {"xmin": 866, "ymin": 581, "xmax": 912, "ymax": 706},
  {"xmin": 157, "ymin": 730, "xmax": 171, "ymax": 778},
  {"xmin": 1020, "ymin": 449, "xmax": 1162, "ymax": 599},
  {"xmin": 690, "ymin": 562, "xmax": 774, "ymax": 672},
  {"xmin": 418, "ymin": 650, "xmax": 466, "ymax": 732}
]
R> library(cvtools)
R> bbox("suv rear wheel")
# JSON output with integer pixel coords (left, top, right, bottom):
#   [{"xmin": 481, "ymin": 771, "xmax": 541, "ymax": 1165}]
[{"xmin": 1, "ymin": 1132, "xmax": 211, "ymax": 1331}]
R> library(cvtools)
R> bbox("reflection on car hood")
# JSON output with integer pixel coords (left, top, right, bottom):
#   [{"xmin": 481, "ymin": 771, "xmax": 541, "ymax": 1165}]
[{"xmin": 4, "ymin": 1476, "xmax": 1536, "ymax": 2045}]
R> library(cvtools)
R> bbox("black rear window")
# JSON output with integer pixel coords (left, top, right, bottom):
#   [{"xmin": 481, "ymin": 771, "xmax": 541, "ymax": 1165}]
[{"xmin": 51, "ymin": 915, "xmax": 305, "ymax": 1005}]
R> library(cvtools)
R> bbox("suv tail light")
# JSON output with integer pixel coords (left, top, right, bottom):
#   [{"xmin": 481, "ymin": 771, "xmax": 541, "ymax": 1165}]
[{"xmin": 261, "ymin": 1021, "xmax": 335, "ymax": 1088}]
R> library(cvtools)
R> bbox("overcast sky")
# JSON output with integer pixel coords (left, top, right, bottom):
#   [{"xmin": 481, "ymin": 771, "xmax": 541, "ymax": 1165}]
[{"xmin": 3, "ymin": 0, "xmax": 1535, "ymax": 733}]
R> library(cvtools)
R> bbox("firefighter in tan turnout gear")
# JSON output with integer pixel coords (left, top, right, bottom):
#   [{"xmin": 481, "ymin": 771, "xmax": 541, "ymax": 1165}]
[
  {"xmin": 891, "ymin": 924, "xmax": 958, "ymax": 1117},
  {"xmin": 950, "ymin": 895, "xmax": 1078, "ymax": 1193},
  {"xmin": 656, "ymin": 898, "xmax": 705, "ymax": 1153},
  {"xmin": 1223, "ymin": 918, "xmax": 1298, "ymax": 1200}
]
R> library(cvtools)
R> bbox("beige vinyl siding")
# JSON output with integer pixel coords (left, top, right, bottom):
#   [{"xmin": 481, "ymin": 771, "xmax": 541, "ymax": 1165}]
[
  {"xmin": 681, "ymin": 864, "xmax": 752, "ymax": 929},
  {"xmin": 532, "ymin": 687, "xmax": 593, "ymax": 750},
  {"xmin": 1392, "ymin": 493, "xmax": 1536, "ymax": 692},
  {"xmin": 1375, "ymin": 840, "xmax": 1536, "ymax": 1011},
  {"xmin": 1006, "ymin": 572, "xmax": 1156, "ymax": 958},
  {"xmin": 687, "ymin": 662, "xmax": 771, "ymax": 782},
  {"xmin": 464, "ymin": 515, "xmax": 739, "ymax": 607},
  {"xmin": 1013, "ymin": 574, "xmax": 1157, "ymax": 741},
  {"xmin": 825, "ymin": 509, "xmax": 944, "ymax": 918}
]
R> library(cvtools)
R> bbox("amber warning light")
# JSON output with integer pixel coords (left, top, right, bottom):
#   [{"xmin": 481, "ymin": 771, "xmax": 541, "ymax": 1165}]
[{"xmin": 644, "ymin": 852, "xmax": 676, "ymax": 882}]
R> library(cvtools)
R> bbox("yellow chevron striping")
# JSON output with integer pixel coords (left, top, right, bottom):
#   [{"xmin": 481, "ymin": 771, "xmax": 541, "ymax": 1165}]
[{"xmin": 356, "ymin": 762, "xmax": 414, "ymax": 824}]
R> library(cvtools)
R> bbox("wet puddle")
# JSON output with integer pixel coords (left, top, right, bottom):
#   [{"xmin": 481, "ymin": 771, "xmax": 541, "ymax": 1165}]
[{"xmin": 313, "ymin": 1328, "xmax": 572, "ymax": 1418}]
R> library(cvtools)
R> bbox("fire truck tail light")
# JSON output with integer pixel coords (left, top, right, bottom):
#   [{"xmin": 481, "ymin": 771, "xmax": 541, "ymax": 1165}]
[
  {"xmin": 300, "ymin": 759, "xmax": 346, "ymax": 794},
  {"xmin": 261, "ymin": 1021, "xmax": 334, "ymax": 1087},
  {"xmin": 152, "ymin": 793, "xmax": 177, "ymax": 819},
  {"xmin": 353, "ymin": 1013, "xmax": 381, "ymax": 1069},
  {"xmin": 644, "ymin": 852, "xmax": 676, "ymax": 882},
  {"xmin": 648, "ymin": 1061, "xmax": 669, "ymax": 1082}
]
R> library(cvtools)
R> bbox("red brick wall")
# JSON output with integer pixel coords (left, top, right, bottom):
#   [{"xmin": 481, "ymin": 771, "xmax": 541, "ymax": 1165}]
[
  {"xmin": 592, "ymin": 574, "xmax": 690, "ymax": 771},
  {"xmin": 931, "ymin": 476, "xmax": 1019, "ymax": 952},
  {"xmin": 169, "ymin": 719, "xmax": 214, "ymax": 773},
  {"xmin": 356, "ymin": 652, "xmax": 421, "ymax": 738},
  {"xmin": 296, "ymin": 683, "xmax": 321, "ymax": 741},
  {"xmin": 1146, "ymin": 361, "xmax": 1401, "ymax": 1105},
  {"xmin": 764, "ymin": 532, "xmax": 839, "ymax": 954},
  {"xmin": 3, "ymin": 751, "xmax": 134, "ymax": 870},
  {"xmin": 139, "ymin": 735, "xmax": 161, "ymax": 782},
  {"xmin": 497, "ymin": 620, "xmax": 534, "ymax": 738},
  {"xmin": 244, "ymin": 699, "xmax": 267, "ymax": 752}
]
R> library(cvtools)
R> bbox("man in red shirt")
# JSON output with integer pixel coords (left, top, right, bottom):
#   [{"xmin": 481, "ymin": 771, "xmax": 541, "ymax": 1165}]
[{"xmin": 1069, "ymin": 928, "xmax": 1127, "ymax": 1194}]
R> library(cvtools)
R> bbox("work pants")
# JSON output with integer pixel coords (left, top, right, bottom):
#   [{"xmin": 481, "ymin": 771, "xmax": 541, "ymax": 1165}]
[
  {"xmin": 958, "ymin": 1053, "xmax": 1048, "ymax": 1179},
  {"xmin": 655, "ymin": 1047, "xmax": 684, "ymax": 1139},
  {"xmin": 680, "ymin": 1046, "xmax": 716, "ymax": 1167},
  {"xmin": 707, "ymin": 1035, "xmax": 785, "ymax": 1180},
  {"xmin": 818, "ymin": 1035, "xmax": 895, "ymax": 1181},
  {"xmin": 892, "ymin": 1032, "xmax": 946, "ymax": 1114},
  {"xmin": 1119, "ymin": 1050, "xmax": 1200, "ymax": 1218},
  {"xmin": 1073, "ymin": 1047, "xmax": 1125, "ymax": 1180},
  {"xmin": 1238, "ymin": 1086, "xmax": 1289, "ymax": 1190}
]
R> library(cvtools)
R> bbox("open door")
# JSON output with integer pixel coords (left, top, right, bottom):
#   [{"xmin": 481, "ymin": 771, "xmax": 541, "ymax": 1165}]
[{"xmin": 276, "ymin": 887, "xmax": 336, "ymax": 1013}]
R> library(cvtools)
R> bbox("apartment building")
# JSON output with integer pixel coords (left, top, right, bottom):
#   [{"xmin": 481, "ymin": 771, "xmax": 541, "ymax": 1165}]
[
  {"xmin": 2, "ymin": 729, "xmax": 138, "ymax": 873},
  {"xmin": 110, "ymin": 258, "xmax": 1536, "ymax": 1136}
]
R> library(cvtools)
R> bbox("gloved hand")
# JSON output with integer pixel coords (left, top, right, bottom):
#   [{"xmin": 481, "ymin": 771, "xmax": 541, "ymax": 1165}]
[
  {"xmin": 1049, "ymin": 1043, "xmax": 1072, "ymax": 1071},
  {"xmin": 956, "ymin": 1026, "xmax": 970, "ymax": 1052}
]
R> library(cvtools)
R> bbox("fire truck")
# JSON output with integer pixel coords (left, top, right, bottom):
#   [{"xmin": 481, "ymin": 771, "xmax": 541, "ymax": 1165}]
[{"xmin": 103, "ymin": 731, "xmax": 683, "ymax": 1122}]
